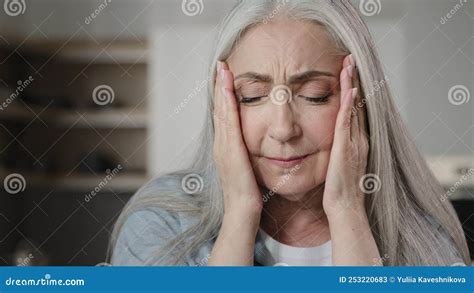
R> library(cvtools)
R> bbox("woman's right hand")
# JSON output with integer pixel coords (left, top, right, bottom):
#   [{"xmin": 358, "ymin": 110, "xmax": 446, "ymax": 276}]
[
  {"xmin": 208, "ymin": 61, "xmax": 262, "ymax": 266},
  {"xmin": 213, "ymin": 61, "xmax": 263, "ymax": 217}
]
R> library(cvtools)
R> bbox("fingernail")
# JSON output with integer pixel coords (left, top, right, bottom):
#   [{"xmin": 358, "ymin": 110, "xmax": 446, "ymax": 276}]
[
  {"xmin": 347, "ymin": 65, "xmax": 353, "ymax": 78},
  {"xmin": 351, "ymin": 88, "xmax": 358, "ymax": 100},
  {"xmin": 349, "ymin": 54, "xmax": 355, "ymax": 66}
]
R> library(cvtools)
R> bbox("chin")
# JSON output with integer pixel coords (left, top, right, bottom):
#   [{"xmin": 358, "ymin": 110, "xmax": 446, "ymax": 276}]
[
  {"xmin": 259, "ymin": 169, "xmax": 325, "ymax": 203},
  {"xmin": 267, "ymin": 192, "xmax": 305, "ymax": 202}
]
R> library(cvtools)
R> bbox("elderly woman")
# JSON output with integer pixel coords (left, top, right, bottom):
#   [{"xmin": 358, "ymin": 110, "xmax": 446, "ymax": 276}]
[{"xmin": 109, "ymin": 0, "xmax": 470, "ymax": 266}]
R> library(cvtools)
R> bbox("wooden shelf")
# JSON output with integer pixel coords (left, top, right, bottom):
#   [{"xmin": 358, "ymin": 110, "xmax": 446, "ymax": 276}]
[
  {"xmin": 0, "ymin": 37, "xmax": 151, "ymax": 192},
  {"xmin": 2, "ymin": 38, "xmax": 149, "ymax": 64},
  {"xmin": 0, "ymin": 167, "xmax": 148, "ymax": 192},
  {"xmin": 0, "ymin": 104, "xmax": 147, "ymax": 129}
]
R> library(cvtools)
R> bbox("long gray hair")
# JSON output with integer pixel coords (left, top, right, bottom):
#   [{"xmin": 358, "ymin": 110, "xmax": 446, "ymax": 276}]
[{"xmin": 108, "ymin": 0, "xmax": 470, "ymax": 266}]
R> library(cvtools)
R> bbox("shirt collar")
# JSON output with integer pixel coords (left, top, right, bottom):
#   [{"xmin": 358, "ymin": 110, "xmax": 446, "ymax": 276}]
[{"xmin": 253, "ymin": 228, "xmax": 273, "ymax": 266}]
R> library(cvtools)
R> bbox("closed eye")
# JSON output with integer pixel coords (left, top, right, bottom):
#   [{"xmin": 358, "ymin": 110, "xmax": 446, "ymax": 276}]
[
  {"xmin": 299, "ymin": 95, "xmax": 330, "ymax": 104},
  {"xmin": 240, "ymin": 96, "xmax": 265, "ymax": 104},
  {"xmin": 240, "ymin": 95, "xmax": 330, "ymax": 104}
]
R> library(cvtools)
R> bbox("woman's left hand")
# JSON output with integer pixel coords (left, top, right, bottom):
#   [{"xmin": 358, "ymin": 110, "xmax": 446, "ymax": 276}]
[
  {"xmin": 322, "ymin": 54, "xmax": 381, "ymax": 266},
  {"xmin": 322, "ymin": 54, "xmax": 369, "ymax": 219}
]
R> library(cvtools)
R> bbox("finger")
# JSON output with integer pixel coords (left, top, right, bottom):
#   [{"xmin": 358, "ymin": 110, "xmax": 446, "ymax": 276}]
[
  {"xmin": 214, "ymin": 61, "xmax": 226, "ymax": 137},
  {"xmin": 349, "ymin": 56, "xmax": 366, "ymax": 138},
  {"xmin": 221, "ymin": 61, "xmax": 229, "ymax": 71},
  {"xmin": 334, "ymin": 87, "xmax": 357, "ymax": 141},
  {"xmin": 345, "ymin": 54, "xmax": 361, "ymax": 143},
  {"xmin": 340, "ymin": 55, "xmax": 353, "ymax": 103},
  {"xmin": 345, "ymin": 55, "xmax": 358, "ymax": 143},
  {"xmin": 350, "ymin": 88, "xmax": 359, "ymax": 143},
  {"xmin": 214, "ymin": 61, "xmax": 224, "ymax": 109},
  {"xmin": 220, "ymin": 60, "xmax": 237, "ymax": 118},
  {"xmin": 343, "ymin": 53, "xmax": 351, "ymax": 68},
  {"xmin": 220, "ymin": 64, "xmax": 242, "ymax": 133},
  {"xmin": 351, "ymin": 67, "xmax": 370, "ymax": 174},
  {"xmin": 335, "ymin": 55, "xmax": 355, "ymax": 141}
]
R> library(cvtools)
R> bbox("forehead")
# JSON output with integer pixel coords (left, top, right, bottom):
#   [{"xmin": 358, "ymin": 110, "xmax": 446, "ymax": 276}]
[{"xmin": 228, "ymin": 18, "xmax": 342, "ymax": 74}]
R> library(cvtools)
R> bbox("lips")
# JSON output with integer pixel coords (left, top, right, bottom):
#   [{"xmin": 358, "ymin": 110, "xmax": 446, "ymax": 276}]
[{"xmin": 264, "ymin": 154, "xmax": 309, "ymax": 168}]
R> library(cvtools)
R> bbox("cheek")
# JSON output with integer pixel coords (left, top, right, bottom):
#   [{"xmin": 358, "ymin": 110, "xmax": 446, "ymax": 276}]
[{"xmin": 301, "ymin": 107, "xmax": 339, "ymax": 149}]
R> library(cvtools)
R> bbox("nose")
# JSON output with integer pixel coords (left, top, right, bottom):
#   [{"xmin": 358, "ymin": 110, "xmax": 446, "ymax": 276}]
[{"xmin": 268, "ymin": 101, "xmax": 302, "ymax": 143}]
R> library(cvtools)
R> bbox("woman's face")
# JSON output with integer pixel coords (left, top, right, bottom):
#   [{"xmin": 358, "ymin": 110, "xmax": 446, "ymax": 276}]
[{"xmin": 227, "ymin": 18, "xmax": 345, "ymax": 201}]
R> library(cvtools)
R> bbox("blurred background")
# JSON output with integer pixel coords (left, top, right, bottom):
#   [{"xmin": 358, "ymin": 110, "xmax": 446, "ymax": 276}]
[{"xmin": 0, "ymin": 0, "xmax": 472, "ymax": 265}]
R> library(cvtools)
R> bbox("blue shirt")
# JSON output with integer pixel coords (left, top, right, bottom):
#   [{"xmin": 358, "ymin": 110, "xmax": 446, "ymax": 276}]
[
  {"xmin": 111, "ymin": 204, "xmax": 278, "ymax": 266},
  {"xmin": 110, "ymin": 178, "xmax": 465, "ymax": 266}
]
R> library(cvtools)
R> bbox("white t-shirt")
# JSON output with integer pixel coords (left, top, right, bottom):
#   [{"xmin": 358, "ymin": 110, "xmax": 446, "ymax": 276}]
[{"xmin": 258, "ymin": 228, "xmax": 332, "ymax": 266}]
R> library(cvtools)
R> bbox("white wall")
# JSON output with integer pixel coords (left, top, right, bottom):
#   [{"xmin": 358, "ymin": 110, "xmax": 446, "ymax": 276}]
[
  {"xmin": 396, "ymin": 0, "xmax": 473, "ymax": 156},
  {"xmin": 148, "ymin": 24, "xmax": 215, "ymax": 176},
  {"xmin": 147, "ymin": 0, "xmax": 231, "ymax": 176}
]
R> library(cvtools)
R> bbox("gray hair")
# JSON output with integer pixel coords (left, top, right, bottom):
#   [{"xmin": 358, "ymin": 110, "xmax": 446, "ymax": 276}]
[{"xmin": 108, "ymin": 0, "xmax": 470, "ymax": 266}]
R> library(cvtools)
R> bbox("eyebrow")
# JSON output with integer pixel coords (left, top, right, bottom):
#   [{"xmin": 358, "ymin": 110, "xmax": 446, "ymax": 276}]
[{"xmin": 234, "ymin": 70, "xmax": 335, "ymax": 84}]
